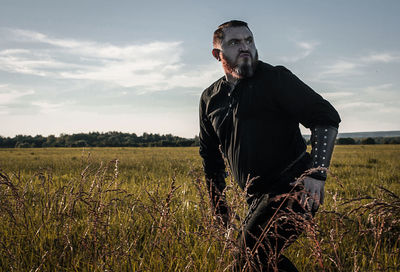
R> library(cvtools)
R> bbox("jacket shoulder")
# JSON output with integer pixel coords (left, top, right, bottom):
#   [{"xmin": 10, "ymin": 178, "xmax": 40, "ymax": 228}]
[
  {"xmin": 257, "ymin": 60, "xmax": 275, "ymax": 71},
  {"xmin": 255, "ymin": 61, "xmax": 292, "ymax": 77},
  {"xmin": 200, "ymin": 76, "xmax": 225, "ymax": 101},
  {"xmin": 273, "ymin": 65, "xmax": 291, "ymax": 72}
]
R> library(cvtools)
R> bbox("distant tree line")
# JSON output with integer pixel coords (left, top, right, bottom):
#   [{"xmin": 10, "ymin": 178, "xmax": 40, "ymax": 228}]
[
  {"xmin": 305, "ymin": 137, "xmax": 400, "ymax": 145},
  {"xmin": 1, "ymin": 133, "xmax": 399, "ymax": 148},
  {"xmin": 0, "ymin": 132, "xmax": 200, "ymax": 148},
  {"xmin": 333, "ymin": 137, "xmax": 400, "ymax": 145}
]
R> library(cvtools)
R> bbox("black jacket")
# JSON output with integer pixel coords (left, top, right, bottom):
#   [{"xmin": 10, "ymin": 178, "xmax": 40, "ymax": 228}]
[{"xmin": 199, "ymin": 61, "xmax": 341, "ymax": 192}]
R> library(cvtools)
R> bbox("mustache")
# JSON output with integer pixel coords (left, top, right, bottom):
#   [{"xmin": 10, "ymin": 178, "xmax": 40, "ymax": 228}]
[
  {"xmin": 238, "ymin": 50, "xmax": 251, "ymax": 56},
  {"xmin": 237, "ymin": 50, "xmax": 253, "ymax": 61}
]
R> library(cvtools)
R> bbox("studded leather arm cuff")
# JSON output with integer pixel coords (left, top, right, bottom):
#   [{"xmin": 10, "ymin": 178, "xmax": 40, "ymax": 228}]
[{"xmin": 309, "ymin": 126, "xmax": 338, "ymax": 180}]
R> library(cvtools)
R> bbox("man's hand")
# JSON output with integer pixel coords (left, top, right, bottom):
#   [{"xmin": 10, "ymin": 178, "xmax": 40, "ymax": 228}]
[
  {"xmin": 291, "ymin": 176, "xmax": 325, "ymax": 212},
  {"xmin": 214, "ymin": 202, "xmax": 230, "ymax": 227},
  {"xmin": 205, "ymin": 174, "xmax": 230, "ymax": 227}
]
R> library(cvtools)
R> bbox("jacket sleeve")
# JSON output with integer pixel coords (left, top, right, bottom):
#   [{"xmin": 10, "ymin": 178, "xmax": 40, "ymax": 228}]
[
  {"xmin": 199, "ymin": 93, "xmax": 226, "ymax": 180},
  {"xmin": 274, "ymin": 66, "xmax": 341, "ymax": 129}
]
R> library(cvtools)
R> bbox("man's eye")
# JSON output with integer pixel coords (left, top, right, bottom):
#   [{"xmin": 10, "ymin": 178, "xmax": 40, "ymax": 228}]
[
  {"xmin": 229, "ymin": 41, "xmax": 238, "ymax": 46},
  {"xmin": 246, "ymin": 39, "xmax": 253, "ymax": 44}
]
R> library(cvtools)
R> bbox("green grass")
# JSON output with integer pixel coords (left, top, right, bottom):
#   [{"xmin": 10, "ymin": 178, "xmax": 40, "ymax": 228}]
[{"xmin": 0, "ymin": 146, "xmax": 399, "ymax": 271}]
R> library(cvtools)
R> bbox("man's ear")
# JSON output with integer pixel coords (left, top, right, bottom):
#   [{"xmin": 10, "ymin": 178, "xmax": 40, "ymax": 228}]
[{"xmin": 212, "ymin": 49, "xmax": 221, "ymax": 61}]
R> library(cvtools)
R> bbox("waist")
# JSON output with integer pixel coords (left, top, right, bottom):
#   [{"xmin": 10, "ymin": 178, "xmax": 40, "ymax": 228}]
[{"xmin": 244, "ymin": 152, "xmax": 311, "ymax": 200}]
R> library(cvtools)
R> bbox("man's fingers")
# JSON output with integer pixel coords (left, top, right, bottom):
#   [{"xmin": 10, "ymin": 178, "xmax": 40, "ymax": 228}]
[
  {"xmin": 321, "ymin": 190, "xmax": 325, "ymax": 205},
  {"xmin": 301, "ymin": 192, "xmax": 314, "ymax": 212},
  {"xmin": 315, "ymin": 191, "xmax": 320, "ymax": 205},
  {"xmin": 300, "ymin": 192, "xmax": 306, "ymax": 207},
  {"xmin": 312, "ymin": 193, "xmax": 320, "ymax": 212},
  {"xmin": 302, "ymin": 191, "xmax": 321, "ymax": 212},
  {"xmin": 216, "ymin": 213, "xmax": 230, "ymax": 227},
  {"xmin": 299, "ymin": 176, "xmax": 326, "ymax": 212},
  {"xmin": 308, "ymin": 197, "xmax": 314, "ymax": 212}
]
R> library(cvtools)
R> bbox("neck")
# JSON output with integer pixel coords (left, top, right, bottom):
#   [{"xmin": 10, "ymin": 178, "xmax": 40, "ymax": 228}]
[{"xmin": 225, "ymin": 73, "xmax": 239, "ymax": 85}]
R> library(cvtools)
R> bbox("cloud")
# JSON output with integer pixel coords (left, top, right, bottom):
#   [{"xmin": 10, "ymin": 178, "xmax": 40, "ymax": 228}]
[
  {"xmin": 338, "ymin": 101, "xmax": 383, "ymax": 109},
  {"xmin": 0, "ymin": 84, "xmax": 69, "ymax": 114},
  {"xmin": 336, "ymin": 101, "xmax": 396, "ymax": 123},
  {"xmin": 0, "ymin": 85, "xmax": 35, "ymax": 105},
  {"xmin": 281, "ymin": 40, "xmax": 319, "ymax": 62},
  {"xmin": 320, "ymin": 92, "xmax": 353, "ymax": 99},
  {"xmin": 0, "ymin": 49, "xmax": 78, "ymax": 77},
  {"xmin": 0, "ymin": 29, "xmax": 221, "ymax": 92},
  {"xmin": 364, "ymin": 83, "xmax": 393, "ymax": 93},
  {"xmin": 317, "ymin": 51, "xmax": 400, "ymax": 79},
  {"xmin": 319, "ymin": 60, "xmax": 362, "ymax": 77},
  {"xmin": 31, "ymin": 101, "xmax": 65, "ymax": 113},
  {"xmin": 361, "ymin": 53, "xmax": 400, "ymax": 63}
]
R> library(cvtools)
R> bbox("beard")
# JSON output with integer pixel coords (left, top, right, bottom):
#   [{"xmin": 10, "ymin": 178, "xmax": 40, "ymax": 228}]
[{"xmin": 221, "ymin": 50, "xmax": 258, "ymax": 79}]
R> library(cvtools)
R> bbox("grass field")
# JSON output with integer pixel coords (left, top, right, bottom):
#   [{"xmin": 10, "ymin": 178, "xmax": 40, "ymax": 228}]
[{"xmin": 0, "ymin": 146, "xmax": 399, "ymax": 271}]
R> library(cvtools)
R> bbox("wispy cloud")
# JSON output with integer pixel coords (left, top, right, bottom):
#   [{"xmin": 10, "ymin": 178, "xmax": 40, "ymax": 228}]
[
  {"xmin": 317, "ymin": 51, "xmax": 400, "ymax": 79},
  {"xmin": 338, "ymin": 101, "xmax": 383, "ymax": 109},
  {"xmin": 337, "ymin": 100, "xmax": 400, "ymax": 116},
  {"xmin": 0, "ymin": 29, "xmax": 221, "ymax": 91},
  {"xmin": 0, "ymin": 49, "xmax": 79, "ymax": 77},
  {"xmin": 0, "ymin": 84, "xmax": 35, "ymax": 105},
  {"xmin": 319, "ymin": 60, "xmax": 362, "ymax": 77},
  {"xmin": 361, "ymin": 53, "xmax": 400, "ymax": 63},
  {"xmin": 320, "ymin": 91, "xmax": 353, "ymax": 99},
  {"xmin": 364, "ymin": 83, "xmax": 393, "ymax": 93},
  {"xmin": 0, "ymin": 84, "xmax": 69, "ymax": 114},
  {"xmin": 31, "ymin": 101, "xmax": 65, "ymax": 113},
  {"xmin": 281, "ymin": 40, "xmax": 319, "ymax": 62}
]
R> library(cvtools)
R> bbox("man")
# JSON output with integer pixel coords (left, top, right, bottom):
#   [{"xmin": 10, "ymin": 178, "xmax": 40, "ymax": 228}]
[{"xmin": 199, "ymin": 20, "xmax": 341, "ymax": 271}]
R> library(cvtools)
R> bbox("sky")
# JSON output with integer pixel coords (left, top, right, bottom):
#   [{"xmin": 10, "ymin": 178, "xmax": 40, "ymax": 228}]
[{"xmin": 1, "ymin": 0, "xmax": 399, "ymax": 138}]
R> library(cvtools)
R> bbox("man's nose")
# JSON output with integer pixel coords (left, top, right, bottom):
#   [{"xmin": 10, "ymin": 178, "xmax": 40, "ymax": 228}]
[{"xmin": 239, "ymin": 41, "xmax": 249, "ymax": 51}]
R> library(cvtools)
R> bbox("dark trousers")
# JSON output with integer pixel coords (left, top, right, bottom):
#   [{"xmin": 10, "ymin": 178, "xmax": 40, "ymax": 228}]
[
  {"xmin": 237, "ymin": 190, "xmax": 309, "ymax": 272},
  {"xmin": 236, "ymin": 154, "xmax": 313, "ymax": 271}
]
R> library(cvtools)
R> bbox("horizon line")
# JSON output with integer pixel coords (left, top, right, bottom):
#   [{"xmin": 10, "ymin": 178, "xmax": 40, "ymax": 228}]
[{"xmin": 2, "ymin": 129, "xmax": 400, "ymax": 139}]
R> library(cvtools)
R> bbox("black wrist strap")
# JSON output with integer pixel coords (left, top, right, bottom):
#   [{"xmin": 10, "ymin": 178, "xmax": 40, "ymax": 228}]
[{"xmin": 309, "ymin": 126, "xmax": 338, "ymax": 180}]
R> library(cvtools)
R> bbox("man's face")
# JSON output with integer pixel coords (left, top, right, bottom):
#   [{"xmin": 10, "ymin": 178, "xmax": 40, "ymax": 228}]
[{"xmin": 218, "ymin": 26, "xmax": 258, "ymax": 79}]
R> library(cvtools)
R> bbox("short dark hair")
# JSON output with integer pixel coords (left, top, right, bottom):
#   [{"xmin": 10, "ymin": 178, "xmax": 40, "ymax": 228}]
[{"xmin": 213, "ymin": 20, "xmax": 250, "ymax": 48}]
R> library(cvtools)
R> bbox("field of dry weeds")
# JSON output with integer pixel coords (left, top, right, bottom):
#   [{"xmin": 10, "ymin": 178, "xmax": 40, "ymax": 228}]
[{"xmin": 0, "ymin": 146, "xmax": 399, "ymax": 271}]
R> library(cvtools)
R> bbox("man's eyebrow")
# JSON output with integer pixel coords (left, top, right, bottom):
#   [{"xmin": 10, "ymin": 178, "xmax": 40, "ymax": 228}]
[
  {"xmin": 227, "ymin": 38, "xmax": 240, "ymax": 43},
  {"xmin": 226, "ymin": 36, "xmax": 253, "ymax": 43}
]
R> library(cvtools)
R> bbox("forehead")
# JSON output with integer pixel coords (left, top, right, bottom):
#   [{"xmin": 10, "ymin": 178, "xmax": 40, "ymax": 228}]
[{"xmin": 222, "ymin": 26, "xmax": 253, "ymax": 42}]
